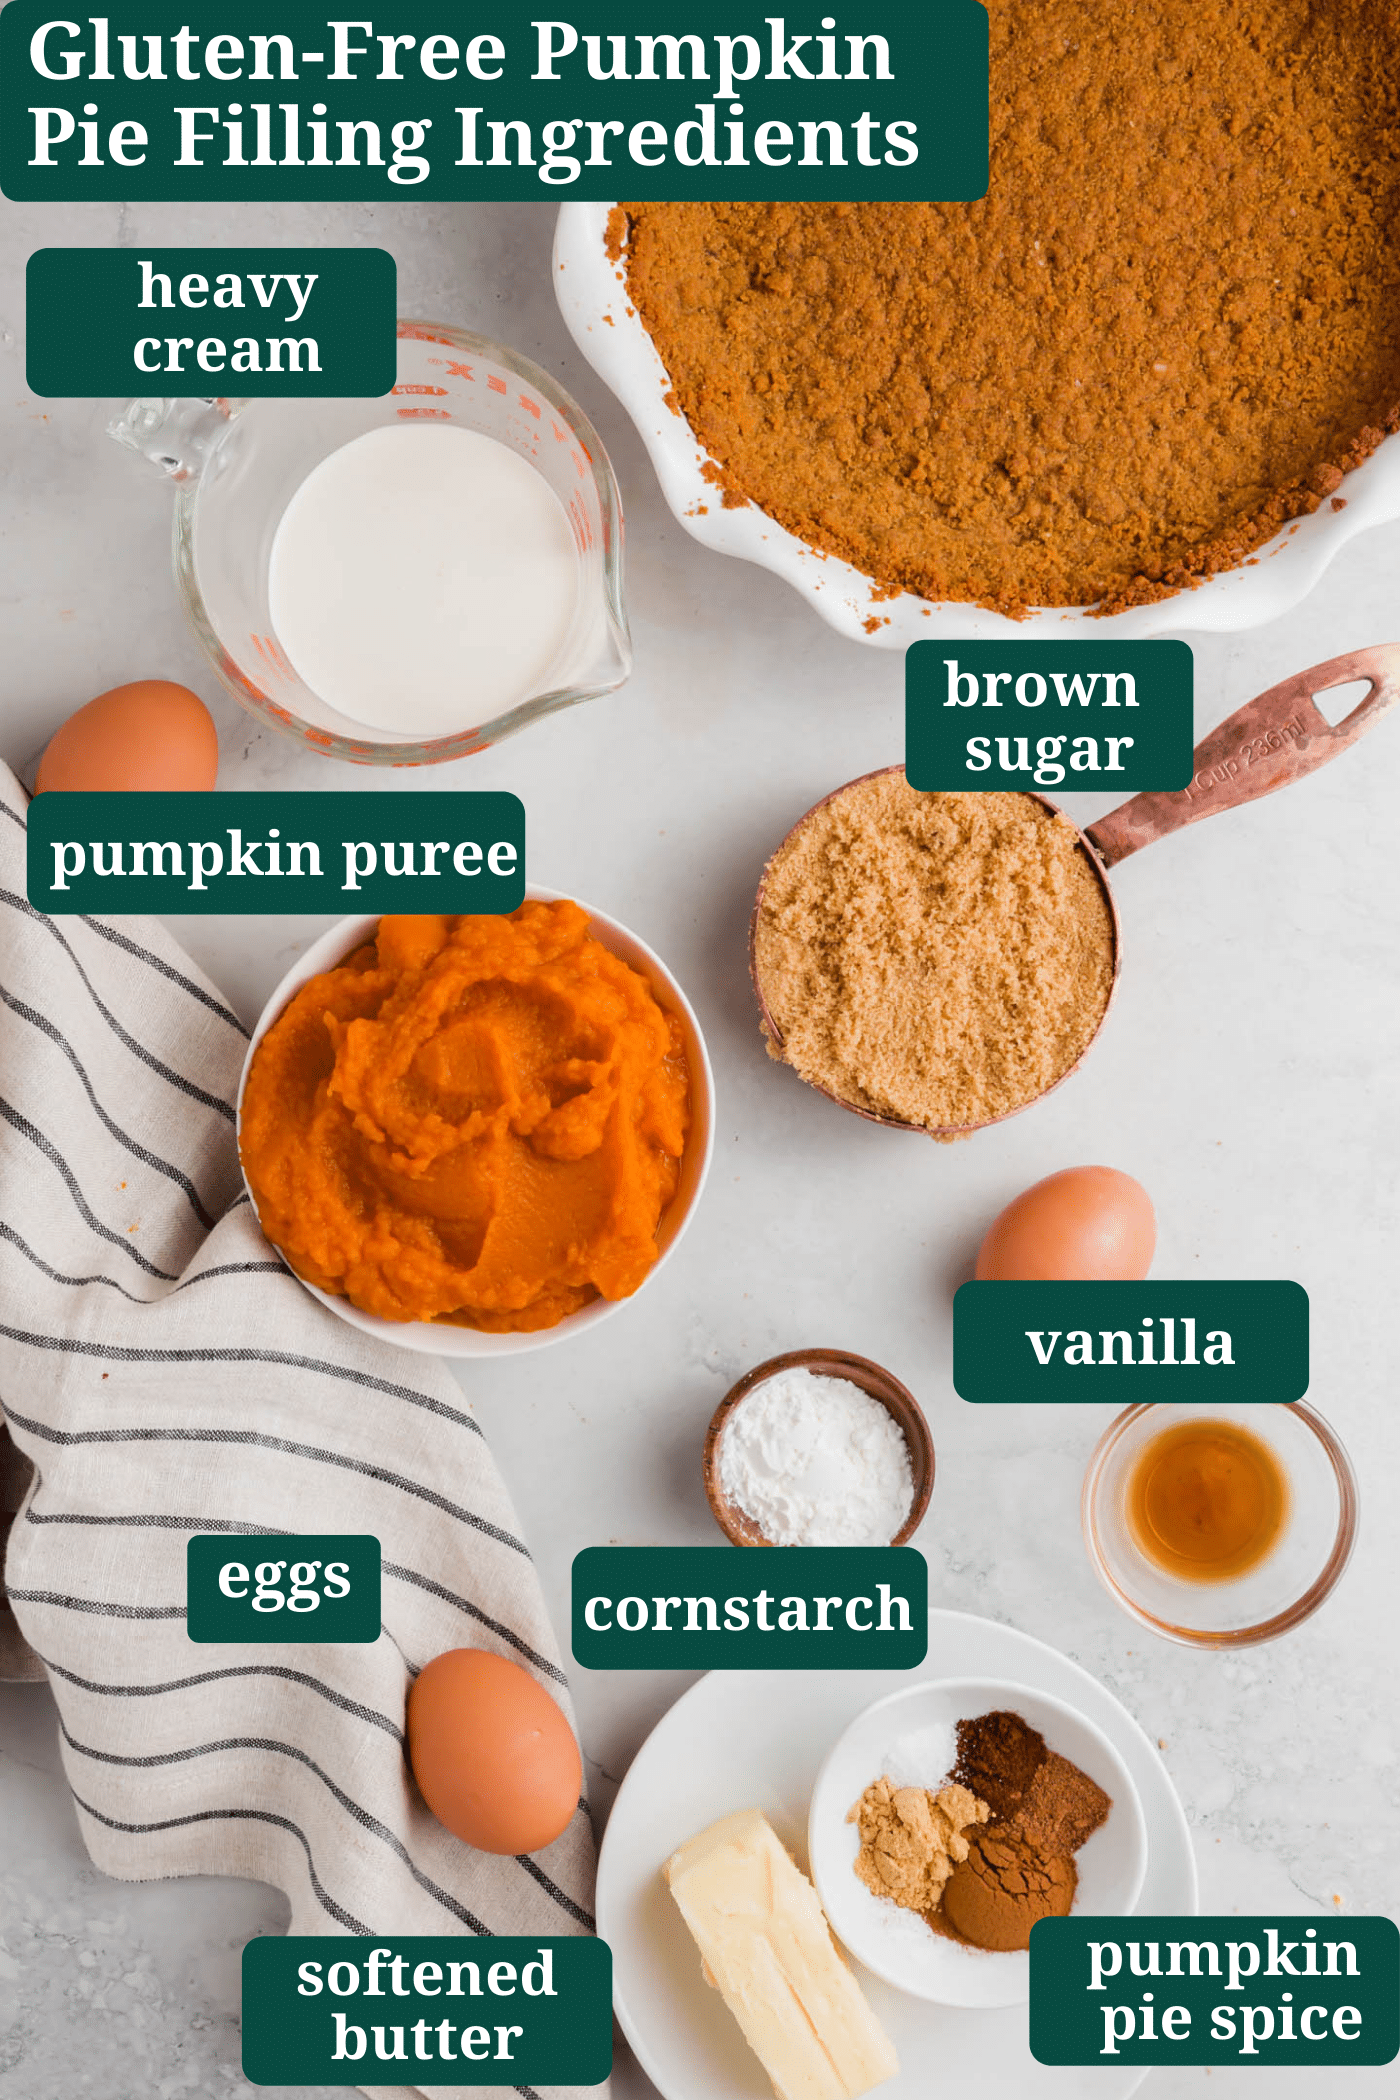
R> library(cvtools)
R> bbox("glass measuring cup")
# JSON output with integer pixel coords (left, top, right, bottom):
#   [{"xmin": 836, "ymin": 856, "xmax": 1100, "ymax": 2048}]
[{"xmin": 108, "ymin": 320, "xmax": 631, "ymax": 765}]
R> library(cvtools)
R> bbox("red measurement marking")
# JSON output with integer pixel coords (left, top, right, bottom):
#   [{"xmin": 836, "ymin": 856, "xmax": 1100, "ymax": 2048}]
[
  {"xmin": 399, "ymin": 325, "xmax": 456, "ymax": 344},
  {"xmin": 396, "ymin": 406, "xmax": 453, "ymax": 419},
  {"xmin": 550, "ymin": 421, "xmax": 566, "ymax": 444},
  {"xmin": 519, "ymin": 394, "xmax": 541, "ymax": 418},
  {"xmin": 570, "ymin": 449, "xmax": 585, "ymax": 480},
  {"xmin": 444, "ymin": 360, "xmax": 475, "ymax": 380},
  {"xmin": 487, "ymin": 375, "xmax": 507, "ymax": 395},
  {"xmin": 392, "ymin": 383, "xmax": 448, "ymax": 397}
]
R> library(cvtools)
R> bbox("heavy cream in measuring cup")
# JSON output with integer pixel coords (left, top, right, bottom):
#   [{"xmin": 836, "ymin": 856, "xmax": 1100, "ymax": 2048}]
[{"xmin": 267, "ymin": 423, "xmax": 579, "ymax": 737}]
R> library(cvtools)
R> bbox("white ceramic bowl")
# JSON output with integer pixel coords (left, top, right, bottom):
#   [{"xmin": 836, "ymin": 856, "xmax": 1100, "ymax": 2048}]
[
  {"xmin": 807, "ymin": 1676, "xmax": 1148, "ymax": 2009},
  {"xmin": 555, "ymin": 201, "xmax": 1400, "ymax": 649},
  {"xmin": 236, "ymin": 889, "xmax": 715, "ymax": 1358}
]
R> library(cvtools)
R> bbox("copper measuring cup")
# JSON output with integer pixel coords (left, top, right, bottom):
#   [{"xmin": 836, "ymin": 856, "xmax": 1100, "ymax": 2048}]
[{"xmin": 750, "ymin": 643, "xmax": 1400, "ymax": 1138}]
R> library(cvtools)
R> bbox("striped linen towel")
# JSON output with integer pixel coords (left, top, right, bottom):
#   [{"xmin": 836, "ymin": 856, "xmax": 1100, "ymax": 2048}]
[{"xmin": 0, "ymin": 764, "xmax": 602, "ymax": 2100}]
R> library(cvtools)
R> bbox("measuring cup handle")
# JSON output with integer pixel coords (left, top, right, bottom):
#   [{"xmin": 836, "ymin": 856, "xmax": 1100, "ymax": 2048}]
[{"xmin": 1084, "ymin": 645, "xmax": 1400, "ymax": 869}]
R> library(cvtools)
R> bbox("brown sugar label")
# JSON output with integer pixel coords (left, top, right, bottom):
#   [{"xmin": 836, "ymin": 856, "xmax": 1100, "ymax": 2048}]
[{"xmin": 906, "ymin": 640, "xmax": 1193, "ymax": 794}]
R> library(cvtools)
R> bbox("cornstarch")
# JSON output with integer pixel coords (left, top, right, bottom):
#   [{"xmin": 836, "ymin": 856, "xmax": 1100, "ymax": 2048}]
[{"xmin": 718, "ymin": 1368, "xmax": 914, "ymax": 1546}]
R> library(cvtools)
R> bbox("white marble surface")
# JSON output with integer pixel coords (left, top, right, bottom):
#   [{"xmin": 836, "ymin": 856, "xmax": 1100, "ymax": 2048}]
[{"xmin": 2, "ymin": 198, "xmax": 1398, "ymax": 2099}]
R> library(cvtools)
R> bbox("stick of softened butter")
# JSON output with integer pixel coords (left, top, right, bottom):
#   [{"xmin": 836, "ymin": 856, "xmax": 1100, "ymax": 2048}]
[{"xmin": 664, "ymin": 1808, "xmax": 899, "ymax": 2100}]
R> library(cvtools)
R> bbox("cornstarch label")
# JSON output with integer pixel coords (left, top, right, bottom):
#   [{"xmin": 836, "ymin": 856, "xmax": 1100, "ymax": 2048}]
[{"xmin": 571, "ymin": 1546, "xmax": 928, "ymax": 1669}]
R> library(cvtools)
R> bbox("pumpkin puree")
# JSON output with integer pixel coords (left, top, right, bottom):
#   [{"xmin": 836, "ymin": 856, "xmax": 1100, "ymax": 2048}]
[{"xmin": 239, "ymin": 905, "xmax": 691, "ymax": 1331}]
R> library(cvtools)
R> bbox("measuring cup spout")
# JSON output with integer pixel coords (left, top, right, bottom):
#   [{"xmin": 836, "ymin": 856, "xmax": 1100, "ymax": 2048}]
[{"xmin": 106, "ymin": 396, "xmax": 234, "ymax": 484}]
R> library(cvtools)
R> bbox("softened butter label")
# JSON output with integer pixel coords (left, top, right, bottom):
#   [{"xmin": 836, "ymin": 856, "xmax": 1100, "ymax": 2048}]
[
  {"xmin": 2, "ymin": 2, "xmax": 988, "ymax": 204},
  {"xmin": 906, "ymin": 639, "xmax": 1194, "ymax": 794},
  {"xmin": 27, "ymin": 790, "xmax": 524, "ymax": 914},
  {"xmin": 27, "ymin": 245, "xmax": 395, "ymax": 394},
  {"xmin": 242, "ymin": 1935, "xmax": 612, "ymax": 2084},
  {"xmin": 1030, "ymin": 1917, "xmax": 1399, "ymax": 2067},
  {"xmin": 187, "ymin": 1534, "xmax": 381, "ymax": 1643},
  {"xmin": 571, "ymin": 1546, "xmax": 928, "ymax": 1669},
  {"xmin": 953, "ymin": 1281, "xmax": 1309, "ymax": 1404}
]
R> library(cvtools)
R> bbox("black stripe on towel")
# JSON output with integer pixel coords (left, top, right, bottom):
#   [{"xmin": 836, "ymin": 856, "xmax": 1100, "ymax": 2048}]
[
  {"xmin": 0, "ymin": 1224, "xmax": 286, "ymax": 1303},
  {"xmin": 61, "ymin": 1719, "xmax": 498, "ymax": 1935},
  {"xmin": 512, "ymin": 1851, "xmax": 596, "ymax": 1930},
  {"xmin": 67, "ymin": 1788, "xmax": 370, "ymax": 1933},
  {"xmin": 6, "ymin": 1586, "xmax": 184, "ymax": 1619},
  {"xmin": 0, "ymin": 1327, "xmax": 485, "ymax": 1439},
  {"xmin": 382, "ymin": 1561, "xmax": 568, "ymax": 1686},
  {"xmin": 15, "ymin": 1507, "xmax": 567, "ymax": 1688},
  {"xmin": 0, "ymin": 1220, "xmax": 153, "ymax": 1303},
  {"xmin": 0, "ymin": 984, "xmax": 219, "ymax": 1226},
  {"xmin": 0, "ymin": 886, "xmax": 236, "ymax": 1121},
  {"xmin": 77, "ymin": 915, "xmax": 249, "ymax": 1035},
  {"xmin": 0, "ymin": 1098, "xmax": 180, "ymax": 1279},
  {"xmin": 2, "ymin": 1399, "xmax": 523, "ymax": 1556},
  {"xmin": 36, "ymin": 1648, "xmax": 404, "ymax": 1739}
]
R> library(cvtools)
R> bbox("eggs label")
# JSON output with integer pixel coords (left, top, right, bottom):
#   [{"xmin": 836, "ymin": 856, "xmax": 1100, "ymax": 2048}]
[
  {"xmin": 1030, "ymin": 1916, "xmax": 1398, "ymax": 2068},
  {"xmin": 242, "ymin": 1935, "xmax": 613, "ymax": 2085},
  {"xmin": 28, "ymin": 789, "xmax": 524, "ymax": 915},
  {"xmin": 27, "ymin": 246, "xmax": 395, "ymax": 396},
  {"xmin": 906, "ymin": 639, "xmax": 1194, "ymax": 792},
  {"xmin": 187, "ymin": 1534, "xmax": 380, "ymax": 1643},
  {"xmin": 572, "ymin": 1546, "xmax": 928, "ymax": 1670},
  {"xmin": 953, "ymin": 1282, "xmax": 1309, "ymax": 1404}
]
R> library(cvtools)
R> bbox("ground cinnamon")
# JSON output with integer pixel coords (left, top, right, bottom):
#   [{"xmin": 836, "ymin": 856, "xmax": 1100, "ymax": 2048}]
[{"xmin": 611, "ymin": 0, "xmax": 1400, "ymax": 616}]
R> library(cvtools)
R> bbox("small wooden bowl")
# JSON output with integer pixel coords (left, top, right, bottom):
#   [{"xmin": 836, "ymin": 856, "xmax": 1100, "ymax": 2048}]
[{"xmin": 703, "ymin": 1348, "xmax": 934, "ymax": 1548}]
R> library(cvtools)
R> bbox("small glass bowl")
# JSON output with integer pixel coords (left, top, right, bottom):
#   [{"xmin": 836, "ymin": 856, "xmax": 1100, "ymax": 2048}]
[{"xmin": 1082, "ymin": 1400, "xmax": 1358, "ymax": 1648}]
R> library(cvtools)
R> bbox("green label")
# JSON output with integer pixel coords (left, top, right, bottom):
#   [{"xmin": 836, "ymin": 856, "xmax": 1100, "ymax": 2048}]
[
  {"xmin": 28, "ymin": 791, "xmax": 524, "ymax": 915},
  {"xmin": 571, "ymin": 1547, "xmax": 928, "ymax": 1669},
  {"xmin": 1030, "ymin": 1917, "xmax": 1399, "ymax": 2066},
  {"xmin": 906, "ymin": 640, "xmax": 1194, "ymax": 793},
  {"xmin": 26, "ymin": 245, "xmax": 395, "ymax": 395},
  {"xmin": 1, "ymin": 2, "xmax": 988, "ymax": 202},
  {"xmin": 241, "ymin": 1936, "xmax": 612, "ymax": 2085},
  {"xmin": 953, "ymin": 1282, "xmax": 1308, "ymax": 1403},
  {"xmin": 187, "ymin": 1534, "xmax": 380, "ymax": 1643}
]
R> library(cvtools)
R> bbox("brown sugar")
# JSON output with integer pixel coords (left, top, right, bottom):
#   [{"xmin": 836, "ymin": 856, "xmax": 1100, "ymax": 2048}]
[
  {"xmin": 752, "ymin": 776, "xmax": 1115, "ymax": 1131},
  {"xmin": 609, "ymin": 0, "xmax": 1400, "ymax": 616}
]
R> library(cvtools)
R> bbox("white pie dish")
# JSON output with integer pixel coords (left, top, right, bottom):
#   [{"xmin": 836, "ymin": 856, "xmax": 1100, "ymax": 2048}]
[
  {"xmin": 554, "ymin": 201, "xmax": 1400, "ymax": 648},
  {"xmin": 236, "ymin": 889, "xmax": 714, "ymax": 1358}
]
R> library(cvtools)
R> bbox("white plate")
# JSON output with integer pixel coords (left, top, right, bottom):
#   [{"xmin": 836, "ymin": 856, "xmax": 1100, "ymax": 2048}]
[
  {"xmin": 807, "ymin": 1676, "xmax": 1148, "ymax": 2008},
  {"xmin": 597, "ymin": 1607, "xmax": 1197, "ymax": 2100},
  {"xmin": 235, "ymin": 889, "xmax": 715, "ymax": 1358},
  {"xmin": 554, "ymin": 201, "xmax": 1400, "ymax": 649}
]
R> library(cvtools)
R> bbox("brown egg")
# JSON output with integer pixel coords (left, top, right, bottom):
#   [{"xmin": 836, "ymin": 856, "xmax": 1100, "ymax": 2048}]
[
  {"xmin": 975, "ymin": 1166, "xmax": 1156, "ymax": 1281},
  {"xmin": 407, "ymin": 1648, "xmax": 581, "ymax": 1856},
  {"xmin": 35, "ymin": 680, "xmax": 219, "ymax": 793}
]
